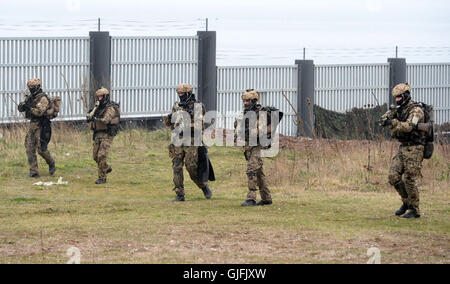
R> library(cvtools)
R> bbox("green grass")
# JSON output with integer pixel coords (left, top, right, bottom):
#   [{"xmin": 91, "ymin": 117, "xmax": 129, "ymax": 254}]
[{"xmin": 0, "ymin": 127, "xmax": 448, "ymax": 264}]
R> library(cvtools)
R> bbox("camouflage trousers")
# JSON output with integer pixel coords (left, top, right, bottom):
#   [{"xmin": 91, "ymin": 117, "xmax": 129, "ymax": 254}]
[
  {"xmin": 388, "ymin": 145, "xmax": 424, "ymax": 215},
  {"xmin": 244, "ymin": 146, "xmax": 271, "ymax": 202},
  {"xmin": 169, "ymin": 144, "xmax": 207, "ymax": 196},
  {"xmin": 25, "ymin": 122, "xmax": 54, "ymax": 175},
  {"xmin": 93, "ymin": 132, "xmax": 114, "ymax": 180}
]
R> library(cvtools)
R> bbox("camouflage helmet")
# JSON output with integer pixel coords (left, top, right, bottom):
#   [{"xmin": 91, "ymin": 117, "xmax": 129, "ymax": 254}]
[
  {"xmin": 241, "ymin": 89, "xmax": 259, "ymax": 101},
  {"xmin": 27, "ymin": 78, "xmax": 41, "ymax": 89},
  {"xmin": 392, "ymin": 83, "xmax": 412, "ymax": 98},
  {"xmin": 176, "ymin": 83, "xmax": 193, "ymax": 94},
  {"xmin": 95, "ymin": 88, "xmax": 109, "ymax": 97}
]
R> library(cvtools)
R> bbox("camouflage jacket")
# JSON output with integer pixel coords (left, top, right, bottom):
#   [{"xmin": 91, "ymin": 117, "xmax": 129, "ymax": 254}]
[
  {"xmin": 234, "ymin": 104, "xmax": 277, "ymax": 148},
  {"xmin": 91, "ymin": 103, "xmax": 117, "ymax": 132},
  {"xmin": 390, "ymin": 99, "xmax": 426, "ymax": 145},
  {"xmin": 18, "ymin": 92, "xmax": 50, "ymax": 121},
  {"xmin": 163, "ymin": 98, "xmax": 206, "ymax": 145}
]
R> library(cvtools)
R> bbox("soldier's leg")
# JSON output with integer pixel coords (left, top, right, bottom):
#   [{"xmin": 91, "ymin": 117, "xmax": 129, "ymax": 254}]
[
  {"xmin": 388, "ymin": 151, "xmax": 408, "ymax": 206},
  {"xmin": 169, "ymin": 145, "xmax": 185, "ymax": 197},
  {"xmin": 185, "ymin": 147, "xmax": 207, "ymax": 189},
  {"xmin": 93, "ymin": 136, "xmax": 100, "ymax": 165},
  {"xmin": 257, "ymin": 166, "xmax": 272, "ymax": 203},
  {"xmin": 25, "ymin": 125, "xmax": 39, "ymax": 176},
  {"xmin": 36, "ymin": 128, "xmax": 55, "ymax": 170},
  {"xmin": 403, "ymin": 146, "xmax": 424, "ymax": 217},
  {"xmin": 246, "ymin": 147, "xmax": 262, "ymax": 202},
  {"xmin": 185, "ymin": 147, "xmax": 211, "ymax": 199},
  {"xmin": 97, "ymin": 137, "xmax": 113, "ymax": 181}
]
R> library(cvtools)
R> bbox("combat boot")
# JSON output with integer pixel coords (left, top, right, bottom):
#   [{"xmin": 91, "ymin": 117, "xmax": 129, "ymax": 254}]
[
  {"xmin": 395, "ymin": 203, "xmax": 408, "ymax": 216},
  {"xmin": 256, "ymin": 200, "xmax": 272, "ymax": 206},
  {"xmin": 49, "ymin": 162, "xmax": 56, "ymax": 176},
  {"xmin": 28, "ymin": 172, "xmax": 40, "ymax": 178},
  {"xmin": 403, "ymin": 209, "xmax": 420, "ymax": 219},
  {"xmin": 172, "ymin": 194, "xmax": 185, "ymax": 202},
  {"xmin": 201, "ymin": 185, "xmax": 212, "ymax": 199},
  {"xmin": 95, "ymin": 178, "xmax": 107, "ymax": 184},
  {"xmin": 241, "ymin": 199, "xmax": 257, "ymax": 206},
  {"xmin": 106, "ymin": 166, "xmax": 112, "ymax": 174}
]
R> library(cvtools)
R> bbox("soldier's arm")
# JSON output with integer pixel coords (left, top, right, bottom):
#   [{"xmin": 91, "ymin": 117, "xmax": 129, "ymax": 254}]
[
  {"xmin": 163, "ymin": 105, "xmax": 177, "ymax": 128},
  {"xmin": 391, "ymin": 106, "xmax": 424, "ymax": 134},
  {"xmin": 193, "ymin": 103, "xmax": 205, "ymax": 131},
  {"xmin": 96, "ymin": 106, "xmax": 115, "ymax": 124},
  {"xmin": 30, "ymin": 96, "xmax": 49, "ymax": 117}
]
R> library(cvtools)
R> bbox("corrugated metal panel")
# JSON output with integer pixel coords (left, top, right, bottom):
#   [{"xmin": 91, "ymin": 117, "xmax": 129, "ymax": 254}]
[
  {"xmin": 314, "ymin": 63, "xmax": 390, "ymax": 112},
  {"xmin": 111, "ymin": 36, "xmax": 199, "ymax": 118},
  {"xmin": 216, "ymin": 65, "xmax": 297, "ymax": 136},
  {"xmin": 407, "ymin": 63, "xmax": 450, "ymax": 125},
  {"xmin": 0, "ymin": 37, "xmax": 90, "ymax": 122}
]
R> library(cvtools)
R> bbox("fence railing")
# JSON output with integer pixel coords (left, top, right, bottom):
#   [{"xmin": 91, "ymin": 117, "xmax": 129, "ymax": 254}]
[
  {"xmin": 0, "ymin": 37, "xmax": 89, "ymax": 122},
  {"xmin": 111, "ymin": 36, "xmax": 199, "ymax": 119},
  {"xmin": 407, "ymin": 63, "xmax": 450, "ymax": 125},
  {"xmin": 314, "ymin": 63, "xmax": 390, "ymax": 112},
  {"xmin": 1, "ymin": 34, "xmax": 449, "ymax": 137},
  {"xmin": 216, "ymin": 65, "xmax": 298, "ymax": 137}
]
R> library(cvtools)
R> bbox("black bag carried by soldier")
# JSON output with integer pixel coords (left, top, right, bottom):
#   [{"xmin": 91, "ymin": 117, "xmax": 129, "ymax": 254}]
[
  {"xmin": 39, "ymin": 118, "xmax": 52, "ymax": 151},
  {"xmin": 197, "ymin": 146, "xmax": 215, "ymax": 183}
]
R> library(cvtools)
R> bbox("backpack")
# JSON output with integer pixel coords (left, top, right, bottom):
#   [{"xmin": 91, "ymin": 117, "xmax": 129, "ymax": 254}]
[
  {"xmin": 45, "ymin": 96, "xmax": 62, "ymax": 119},
  {"xmin": 415, "ymin": 102, "xmax": 434, "ymax": 159},
  {"xmin": 107, "ymin": 102, "xmax": 121, "ymax": 136}
]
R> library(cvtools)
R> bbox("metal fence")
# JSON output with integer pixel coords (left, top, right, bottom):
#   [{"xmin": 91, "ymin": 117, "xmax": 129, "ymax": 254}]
[
  {"xmin": 407, "ymin": 63, "xmax": 450, "ymax": 125},
  {"xmin": 111, "ymin": 36, "xmax": 199, "ymax": 119},
  {"xmin": 314, "ymin": 63, "xmax": 391, "ymax": 112},
  {"xmin": 1, "ymin": 35, "xmax": 448, "ymax": 133},
  {"xmin": 0, "ymin": 37, "xmax": 89, "ymax": 122},
  {"xmin": 216, "ymin": 65, "xmax": 298, "ymax": 136}
]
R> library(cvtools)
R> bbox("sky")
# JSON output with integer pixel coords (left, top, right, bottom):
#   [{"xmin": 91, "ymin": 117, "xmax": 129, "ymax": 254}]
[{"xmin": 1, "ymin": 0, "xmax": 449, "ymax": 64}]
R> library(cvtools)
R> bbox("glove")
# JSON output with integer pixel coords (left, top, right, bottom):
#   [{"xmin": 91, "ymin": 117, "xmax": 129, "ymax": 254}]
[
  {"xmin": 86, "ymin": 116, "xmax": 94, "ymax": 123},
  {"xmin": 18, "ymin": 102, "xmax": 26, "ymax": 112},
  {"xmin": 22, "ymin": 101, "xmax": 32, "ymax": 111}
]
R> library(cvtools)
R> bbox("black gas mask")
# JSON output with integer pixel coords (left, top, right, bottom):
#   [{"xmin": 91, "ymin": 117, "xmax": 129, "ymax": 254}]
[
  {"xmin": 97, "ymin": 94, "xmax": 110, "ymax": 108},
  {"xmin": 244, "ymin": 99, "xmax": 258, "ymax": 111},
  {"xmin": 179, "ymin": 91, "xmax": 194, "ymax": 106},
  {"xmin": 395, "ymin": 91, "xmax": 411, "ymax": 107},
  {"xmin": 29, "ymin": 85, "xmax": 42, "ymax": 96}
]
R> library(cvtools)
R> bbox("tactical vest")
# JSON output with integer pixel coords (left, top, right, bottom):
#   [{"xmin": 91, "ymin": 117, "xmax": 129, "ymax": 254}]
[
  {"xmin": 171, "ymin": 99, "xmax": 204, "ymax": 139},
  {"xmin": 91, "ymin": 102, "xmax": 120, "ymax": 133},
  {"xmin": 235, "ymin": 105, "xmax": 283, "ymax": 147},
  {"xmin": 395, "ymin": 102, "xmax": 426, "ymax": 146},
  {"xmin": 25, "ymin": 93, "xmax": 49, "ymax": 121}
]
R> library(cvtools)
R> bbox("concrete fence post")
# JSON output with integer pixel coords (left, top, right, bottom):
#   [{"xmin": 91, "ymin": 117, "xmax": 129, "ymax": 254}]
[
  {"xmin": 388, "ymin": 58, "xmax": 407, "ymax": 106},
  {"xmin": 295, "ymin": 60, "xmax": 315, "ymax": 138},
  {"xmin": 89, "ymin": 31, "xmax": 111, "ymax": 109},
  {"xmin": 197, "ymin": 31, "xmax": 217, "ymax": 112}
]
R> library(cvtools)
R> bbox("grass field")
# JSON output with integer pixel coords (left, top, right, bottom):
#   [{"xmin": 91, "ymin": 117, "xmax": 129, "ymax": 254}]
[{"xmin": 0, "ymin": 125, "xmax": 449, "ymax": 264}]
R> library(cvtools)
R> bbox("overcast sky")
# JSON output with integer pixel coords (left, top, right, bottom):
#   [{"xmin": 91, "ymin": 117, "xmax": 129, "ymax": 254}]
[{"xmin": 1, "ymin": 0, "xmax": 449, "ymax": 64}]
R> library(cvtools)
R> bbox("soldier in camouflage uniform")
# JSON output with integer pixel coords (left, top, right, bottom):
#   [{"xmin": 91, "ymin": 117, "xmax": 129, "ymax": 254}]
[
  {"xmin": 234, "ymin": 89, "xmax": 272, "ymax": 206},
  {"xmin": 87, "ymin": 88, "xmax": 119, "ymax": 184},
  {"xmin": 163, "ymin": 83, "xmax": 212, "ymax": 202},
  {"xmin": 386, "ymin": 83, "xmax": 425, "ymax": 219},
  {"xmin": 18, "ymin": 79, "xmax": 56, "ymax": 178}
]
